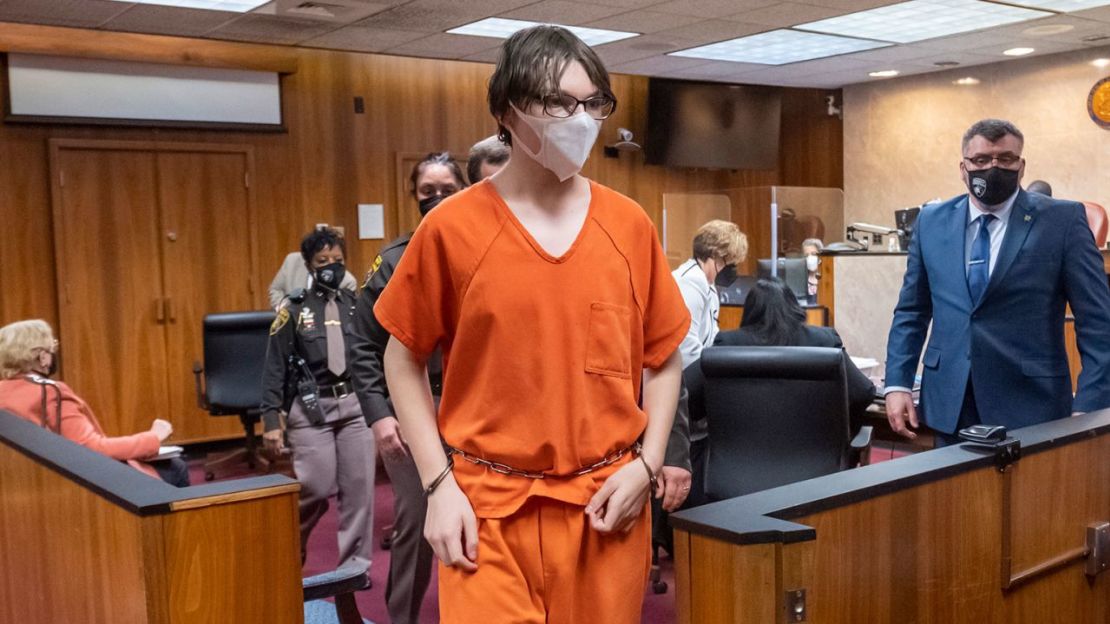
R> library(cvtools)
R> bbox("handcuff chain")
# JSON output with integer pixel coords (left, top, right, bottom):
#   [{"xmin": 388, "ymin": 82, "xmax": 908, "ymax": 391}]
[{"xmin": 447, "ymin": 443, "xmax": 641, "ymax": 480}]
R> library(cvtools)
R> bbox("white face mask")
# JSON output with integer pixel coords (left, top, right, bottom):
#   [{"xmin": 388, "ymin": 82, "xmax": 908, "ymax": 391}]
[
  {"xmin": 509, "ymin": 103, "xmax": 601, "ymax": 182},
  {"xmin": 805, "ymin": 255, "xmax": 819, "ymax": 272}
]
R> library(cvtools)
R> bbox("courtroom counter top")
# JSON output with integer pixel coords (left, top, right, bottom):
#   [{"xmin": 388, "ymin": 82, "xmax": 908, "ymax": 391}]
[
  {"xmin": 670, "ymin": 408, "xmax": 1110, "ymax": 546},
  {"xmin": 0, "ymin": 409, "xmax": 297, "ymax": 516},
  {"xmin": 819, "ymin": 250, "xmax": 907, "ymax": 256}
]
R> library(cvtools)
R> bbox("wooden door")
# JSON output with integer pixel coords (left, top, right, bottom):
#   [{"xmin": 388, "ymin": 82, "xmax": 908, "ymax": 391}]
[
  {"xmin": 393, "ymin": 151, "xmax": 467, "ymax": 240},
  {"xmin": 157, "ymin": 148, "xmax": 258, "ymax": 442},
  {"xmin": 50, "ymin": 146, "xmax": 171, "ymax": 437}
]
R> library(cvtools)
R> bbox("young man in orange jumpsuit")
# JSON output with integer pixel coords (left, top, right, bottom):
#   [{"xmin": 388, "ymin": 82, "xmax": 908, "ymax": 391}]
[{"xmin": 375, "ymin": 25, "xmax": 689, "ymax": 624}]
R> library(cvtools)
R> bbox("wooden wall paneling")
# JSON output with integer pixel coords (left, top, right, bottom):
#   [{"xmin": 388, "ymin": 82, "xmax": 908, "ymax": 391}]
[
  {"xmin": 393, "ymin": 151, "xmax": 469, "ymax": 241},
  {"xmin": 0, "ymin": 436, "xmax": 152, "ymax": 623},
  {"xmin": 0, "ymin": 22, "xmax": 298, "ymax": 73},
  {"xmin": 688, "ymin": 536, "xmax": 778, "ymax": 622},
  {"xmin": 779, "ymin": 89, "xmax": 844, "ymax": 190},
  {"xmin": 49, "ymin": 141, "xmax": 171, "ymax": 437},
  {"xmin": 817, "ymin": 257, "xmax": 835, "ymax": 327},
  {"xmin": 156, "ymin": 146, "xmax": 258, "ymax": 443}
]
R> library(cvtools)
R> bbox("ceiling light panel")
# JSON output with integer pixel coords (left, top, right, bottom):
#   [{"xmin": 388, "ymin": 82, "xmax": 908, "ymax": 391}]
[
  {"xmin": 796, "ymin": 0, "xmax": 1053, "ymax": 44},
  {"xmin": 125, "ymin": 0, "xmax": 270, "ymax": 11},
  {"xmin": 669, "ymin": 29, "xmax": 889, "ymax": 65},
  {"xmin": 1001, "ymin": 0, "xmax": 1110, "ymax": 12},
  {"xmin": 447, "ymin": 17, "xmax": 638, "ymax": 46}
]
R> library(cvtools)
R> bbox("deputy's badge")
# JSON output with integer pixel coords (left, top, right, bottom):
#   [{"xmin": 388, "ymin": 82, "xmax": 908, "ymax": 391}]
[
  {"xmin": 270, "ymin": 308, "xmax": 290, "ymax": 336},
  {"xmin": 364, "ymin": 255, "xmax": 383, "ymax": 287},
  {"xmin": 299, "ymin": 307, "xmax": 316, "ymax": 331}
]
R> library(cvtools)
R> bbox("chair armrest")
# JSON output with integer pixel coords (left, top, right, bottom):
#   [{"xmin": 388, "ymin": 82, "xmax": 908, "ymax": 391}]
[
  {"xmin": 192, "ymin": 362, "xmax": 210, "ymax": 412},
  {"xmin": 849, "ymin": 426, "xmax": 874, "ymax": 467},
  {"xmin": 302, "ymin": 566, "xmax": 370, "ymax": 602}
]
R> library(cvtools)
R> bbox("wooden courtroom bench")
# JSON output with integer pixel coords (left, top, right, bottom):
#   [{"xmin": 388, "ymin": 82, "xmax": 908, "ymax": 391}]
[
  {"xmin": 0, "ymin": 409, "xmax": 303, "ymax": 624},
  {"xmin": 671, "ymin": 409, "xmax": 1110, "ymax": 623}
]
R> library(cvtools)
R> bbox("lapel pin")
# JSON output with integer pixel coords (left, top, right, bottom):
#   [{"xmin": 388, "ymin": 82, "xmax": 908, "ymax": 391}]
[{"xmin": 1024, "ymin": 215, "xmax": 1032, "ymax": 222}]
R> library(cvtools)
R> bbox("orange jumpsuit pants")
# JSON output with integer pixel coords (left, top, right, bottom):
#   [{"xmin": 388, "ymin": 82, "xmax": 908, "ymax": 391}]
[{"xmin": 438, "ymin": 496, "xmax": 651, "ymax": 624}]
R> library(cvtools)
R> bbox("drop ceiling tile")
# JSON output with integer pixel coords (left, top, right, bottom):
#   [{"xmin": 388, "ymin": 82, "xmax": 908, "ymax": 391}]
[
  {"xmin": 499, "ymin": 1, "xmax": 630, "ymax": 25},
  {"xmin": 593, "ymin": 33, "xmax": 698, "ymax": 64},
  {"xmin": 300, "ymin": 24, "xmax": 428, "ymax": 51},
  {"xmin": 843, "ymin": 44, "xmax": 941, "ymax": 62},
  {"xmin": 672, "ymin": 59, "xmax": 770, "ymax": 78},
  {"xmin": 0, "ymin": 0, "xmax": 132, "ymax": 28},
  {"xmin": 655, "ymin": 19, "xmax": 768, "ymax": 45},
  {"xmin": 988, "ymin": 14, "xmax": 1110, "ymax": 43},
  {"xmin": 610, "ymin": 55, "xmax": 713, "ymax": 75},
  {"xmin": 583, "ymin": 10, "xmax": 703, "ymax": 34},
  {"xmin": 384, "ymin": 32, "xmax": 504, "ymax": 59},
  {"xmin": 898, "ymin": 49, "xmax": 1003, "ymax": 68},
  {"xmin": 592, "ymin": 0, "xmax": 674, "ymax": 7},
  {"xmin": 912, "ymin": 31, "xmax": 1020, "ymax": 51},
  {"xmin": 255, "ymin": 0, "xmax": 392, "ymax": 24},
  {"xmin": 725, "ymin": 2, "xmax": 847, "ymax": 27},
  {"xmin": 968, "ymin": 39, "xmax": 1078, "ymax": 56},
  {"xmin": 102, "ymin": 4, "xmax": 237, "ymax": 36},
  {"xmin": 799, "ymin": 0, "xmax": 901, "ymax": 10},
  {"xmin": 207, "ymin": 14, "xmax": 337, "ymax": 44},
  {"xmin": 1074, "ymin": 5, "xmax": 1110, "ymax": 22},
  {"xmin": 356, "ymin": 0, "xmax": 536, "ymax": 33},
  {"xmin": 650, "ymin": 0, "xmax": 780, "ymax": 18}
]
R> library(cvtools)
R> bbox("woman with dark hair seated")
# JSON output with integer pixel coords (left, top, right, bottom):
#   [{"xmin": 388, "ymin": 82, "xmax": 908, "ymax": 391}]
[{"xmin": 714, "ymin": 278, "xmax": 876, "ymax": 429}]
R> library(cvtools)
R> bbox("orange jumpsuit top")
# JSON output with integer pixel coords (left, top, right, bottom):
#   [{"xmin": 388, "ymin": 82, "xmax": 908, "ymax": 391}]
[
  {"xmin": 375, "ymin": 180, "xmax": 690, "ymax": 518},
  {"xmin": 0, "ymin": 377, "xmax": 161, "ymax": 479}
]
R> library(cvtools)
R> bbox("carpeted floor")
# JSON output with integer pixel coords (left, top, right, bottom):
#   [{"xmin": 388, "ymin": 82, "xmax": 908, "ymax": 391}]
[{"xmin": 189, "ymin": 441, "xmax": 912, "ymax": 623}]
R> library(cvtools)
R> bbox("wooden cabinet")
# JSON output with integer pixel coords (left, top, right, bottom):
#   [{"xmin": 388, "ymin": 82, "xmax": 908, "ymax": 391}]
[{"xmin": 49, "ymin": 140, "xmax": 259, "ymax": 443}]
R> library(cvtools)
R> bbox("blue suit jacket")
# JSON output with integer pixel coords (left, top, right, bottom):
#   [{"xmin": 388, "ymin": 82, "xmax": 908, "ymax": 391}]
[{"xmin": 886, "ymin": 190, "xmax": 1110, "ymax": 433}]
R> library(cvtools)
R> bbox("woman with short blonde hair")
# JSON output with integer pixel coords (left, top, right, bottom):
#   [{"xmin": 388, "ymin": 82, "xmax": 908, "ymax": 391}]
[
  {"xmin": 692, "ymin": 219, "xmax": 748, "ymax": 268},
  {"xmin": 0, "ymin": 319, "xmax": 186, "ymax": 486}
]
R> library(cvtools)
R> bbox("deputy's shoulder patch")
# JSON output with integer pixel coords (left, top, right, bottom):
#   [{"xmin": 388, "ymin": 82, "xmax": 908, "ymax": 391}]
[
  {"xmin": 270, "ymin": 308, "xmax": 290, "ymax": 336},
  {"xmin": 363, "ymin": 255, "xmax": 383, "ymax": 287}
]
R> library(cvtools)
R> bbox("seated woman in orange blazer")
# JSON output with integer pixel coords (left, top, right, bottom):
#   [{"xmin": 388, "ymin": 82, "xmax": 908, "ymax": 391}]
[{"xmin": 0, "ymin": 319, "xmax": 188, "ymax": 486}]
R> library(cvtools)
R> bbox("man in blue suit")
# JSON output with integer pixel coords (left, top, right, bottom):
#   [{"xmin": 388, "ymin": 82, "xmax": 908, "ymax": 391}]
[{"xmin": 885, "ymin": 119, "xmax": 1110, "ymax": 446}]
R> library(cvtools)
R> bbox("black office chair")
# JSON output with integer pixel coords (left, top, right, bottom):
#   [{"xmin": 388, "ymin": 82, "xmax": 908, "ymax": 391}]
[
  {"xmin": 700, "ymin": 346, "xmax": 872, "ymax": 501},
  {"xmin": 193, "ymin": 310, "xmax": 275, "ymax": 481},
  {"xmin": 303, "ymin": 567, "xmax": 374, "ymax": 624}
]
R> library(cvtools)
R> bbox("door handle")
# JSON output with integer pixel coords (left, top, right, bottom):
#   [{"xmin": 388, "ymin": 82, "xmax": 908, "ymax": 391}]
[
  {"xmin": 166, "ymin": 297, "xmax": 176, "ymax": 323},
  {"xmin": 156, "ymin": 298, "xmax": 166, "ymax": 324}
]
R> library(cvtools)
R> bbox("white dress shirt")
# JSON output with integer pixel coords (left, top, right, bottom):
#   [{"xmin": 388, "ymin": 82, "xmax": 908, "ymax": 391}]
[
  {"xmin": 672, "ymin": 258, "xmax": 720, "ymax": 369},
  {"xmin": 965, "ymin": 190, "xmax": 1016, "ymax": 277}
]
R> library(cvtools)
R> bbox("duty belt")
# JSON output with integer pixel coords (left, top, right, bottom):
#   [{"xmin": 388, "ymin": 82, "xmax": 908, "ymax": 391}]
[
  {"xmin": 319, "ymin": 380, "xmax": 353, "ymax": 400},
  {"xmin": 446, "ymin": 443, "xmax": 640, "ymax": 479}
]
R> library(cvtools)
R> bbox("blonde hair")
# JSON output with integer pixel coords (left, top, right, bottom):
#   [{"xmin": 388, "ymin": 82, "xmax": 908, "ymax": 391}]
[
  {"xmin": 692, "ymin": 220, "xmax": 748, "ymax": 266},
  {"xmin": 0, "ymin": 319, "xmax": 54, "ymax": 379}
]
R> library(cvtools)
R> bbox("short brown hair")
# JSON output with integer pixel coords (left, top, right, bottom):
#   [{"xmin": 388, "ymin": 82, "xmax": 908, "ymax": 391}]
[
  {"xmin": 692, "ymin": 220, "xmax": 748, "ymax": 266},
  {"xmin": 962, "ymin": 118, "xmax": 1024, "ymax": 153},
  {"xmin": 487, "ymin": 25, "xmax": 615, "ymax": 146}
]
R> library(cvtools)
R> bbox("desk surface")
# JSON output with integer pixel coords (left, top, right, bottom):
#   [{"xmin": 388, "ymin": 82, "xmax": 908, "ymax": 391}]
[{"xmin": 670, "ymin": 409, "xmax": 1110, "ymax": 546}]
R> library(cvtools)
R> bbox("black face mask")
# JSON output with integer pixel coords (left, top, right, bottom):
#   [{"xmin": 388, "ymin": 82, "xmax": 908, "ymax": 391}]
[
  {"xmin": 418, "ymin": 195, "xmax": 444, "ymax": 217},
  {"xmin": 715, "ymin": 264, "xmax": 738, "ymax": 288},
  {"xmin": 966, "ymin": 166, "xmax": 1020, "ymax": 206},
  {"xmin": 315, "ymin": 262, "xmax": 345, "ymax": 291}
]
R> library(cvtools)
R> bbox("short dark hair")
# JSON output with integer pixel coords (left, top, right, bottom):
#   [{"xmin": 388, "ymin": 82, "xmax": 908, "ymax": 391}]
[
  {"xmin": 408, "ymin": 152, "xmax": 466, "ymax": 198},
  {"xmin": 300, "ymin": 227, "xmax": 345, "ymax": 264},
  {"xmin": 739, "ymin": 278, "xmax": 806, "ymax": 346},
  {"xmin": 962, "ymin": 118, "xmax": 1024, "ymax": 153},
  {"xmin": 487, "ymin": 25, "xmax": 615, "ymax": 146},
  {"xmin": 1027, "ymin": 179, "xmax": 1052, "ymax": 197},
  {"xmin": 467, "ymin": 136, "xmax": 510, "ymax": 184}
]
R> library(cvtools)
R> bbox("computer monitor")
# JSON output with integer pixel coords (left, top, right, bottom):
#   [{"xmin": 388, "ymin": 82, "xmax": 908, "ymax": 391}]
[
  {"xmin": 716, "ymin": 274, "xmax": 758, "ymax": 305},
  {"xmin": 756, "ymin": 258, "xmax": 808, "ymax": 300}
]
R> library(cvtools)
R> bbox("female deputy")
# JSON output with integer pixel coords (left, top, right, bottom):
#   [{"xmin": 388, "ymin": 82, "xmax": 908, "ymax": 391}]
[
  {"xmin": 375, "ymin": 25, "xmax": 689, "ymax": 624},
  {"xmin": 0, "ymin": 319, "xmax": 186, "ymax": 486},
  {"xmin": 260, "ymin": 227, "xmax": 376, "ymax": 571},
  {"xmin": 349, "ymin": 152, "xmax": 467, "ymax": 624}
]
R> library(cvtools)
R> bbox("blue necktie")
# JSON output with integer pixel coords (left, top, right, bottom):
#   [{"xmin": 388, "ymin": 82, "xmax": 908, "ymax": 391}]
[{"xmin": 968, "ymin": 214, "xmax": 996, "ymax": 304}]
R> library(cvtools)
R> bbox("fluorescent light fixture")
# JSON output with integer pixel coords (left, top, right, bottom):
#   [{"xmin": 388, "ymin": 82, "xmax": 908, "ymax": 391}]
[
  {"xmin": 796, "ymin": 0, "xmax": 1052, "ymax": 44},
  {"xmin": 1093, "ymin": 58, "xmax": 1110, "ymax": 68},
  {"xmin": 995, "ymin": 0, "xmax": 1110, "ymax": 12},
  {"xmin": 116, "ymin": 0, "xmax": 270, "ymax": 11},
  {"xmin": 447, "ymin": 17, "xmax": 638, "ymax": 46},
  {"xmin": 953, "ymin": 76, "xmax": 981, "ymax": 85},
  {"xmin": 669, "ymin": 29, "xmax": 888, "ymax": 66},
  {"xmin": 869, "ymin": 69, "xmax": 900, "ymax": 77},
  {"xmin": 1003, "ymin": 47, "xmax": 1036, "ymax": 55}
]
